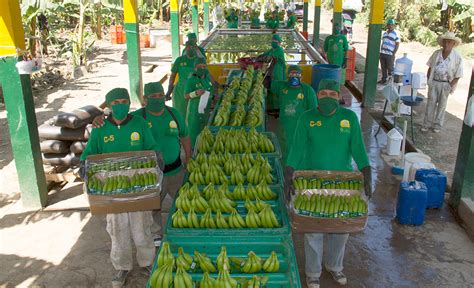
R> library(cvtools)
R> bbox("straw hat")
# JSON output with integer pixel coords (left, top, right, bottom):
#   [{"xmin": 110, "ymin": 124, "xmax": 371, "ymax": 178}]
[{"xmin": 437, "ymin": 31, "xmax": 462, "ymax": 47}]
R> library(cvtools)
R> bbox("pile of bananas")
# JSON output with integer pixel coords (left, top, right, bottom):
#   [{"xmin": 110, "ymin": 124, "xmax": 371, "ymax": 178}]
[
  {"xmin": 294, "ymin": 194, "xmax": 368, "ymax": 218},
  {"xmin": 86, "ymin": 158, "xmax": 157, "ymax": 177},
  {"xmin": 293, "ymin": 176, "xmax": 363, "ymax": 190},
  {"xmin": 151, "ymin": 243, "xmax": 280, "ymax": 288},
  {"xmin": 187, "ymin": 152, "xmax": 275, "ymax": 186},
  {"xmin": 87, "ymin": 172, "xmax": 158, "ymax": 195}
]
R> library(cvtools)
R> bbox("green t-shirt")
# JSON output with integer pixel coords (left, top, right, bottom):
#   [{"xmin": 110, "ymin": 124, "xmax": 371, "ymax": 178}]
[
  {"xmin": 323, "ymin": 34, "xmax": 349, "ymax": 67},
  {"xmin": 181, "ymin": 46, "xmax": 207, "ymax": 59},
  {"xmin": 286, "ymin": 107, "xmax": 370, "ymax": 171},
  {"xmin": 271, "ymin": 80, "xmax": 318, "ymax": 124},
  {"xmin": 132, "ymin": 107, "xmax": 189, "ymax": 175},
  {"xmin": 287, "ymin": 15, "xmax": 297, "ymax": 28},
  {"xmin": 226, "ymin": 15, "xmax": 239, "ymax": 28},
  {"xmin": 81, "ymin": 115, "xmax": 159, "ymax": 160},
  {"xmin": 263, "ymin": 46, "xmax": 286, "ymax": 81},
  {"xmin": 251, "ymin": 17, "xmax": 260, "ymax": 28},
  {"xmin": 171, "ymin": 55, "xmax": 198, "ymax": 75},
  {"xmin": 266, "ymin": 18, "xmax": 279, "ymax": 29}
]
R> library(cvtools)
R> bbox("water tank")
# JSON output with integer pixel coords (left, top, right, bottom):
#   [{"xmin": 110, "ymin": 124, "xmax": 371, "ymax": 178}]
[
  {"xmin": 396, "ymin": 181, "xmax": 428, "ymax": 226},
  {"xmin": 311, "ymin": 64, "xmax": 341, "ymax": 92},
  {"xmin": 415, "ymin": 169, "xmax": 447, "ymax": 209},
  {"xmin": 394, "ymin": 53, "xmax": 413, "ymax": 85}
]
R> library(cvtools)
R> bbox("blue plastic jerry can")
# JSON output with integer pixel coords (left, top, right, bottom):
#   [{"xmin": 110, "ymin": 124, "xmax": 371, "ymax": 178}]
[
  {"xmin": 396, "ymin": 181, "xmax": 428, "ymax": 226},
  {"xmin": 415, "ymin": 169, "xmax": 447, "ymax": 209}
]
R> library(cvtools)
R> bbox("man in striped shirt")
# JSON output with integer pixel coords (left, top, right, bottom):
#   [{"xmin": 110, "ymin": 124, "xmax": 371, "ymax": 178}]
[{"xmin": 378, "ymin": 19, "xmax": 400, "ymax": 85}]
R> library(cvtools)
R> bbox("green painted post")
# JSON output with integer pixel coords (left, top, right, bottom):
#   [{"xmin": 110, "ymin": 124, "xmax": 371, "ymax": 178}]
[
  {"xmin": 303, "ymin": 0, "xmax": 309, "ymax": 33},
  {"xmin": 313, "ymin": 0, "xmax": 321, "ymax": 47},
  {"xmin": 362, "ymin": 0, "xmax": 384, "ymax": 108},
  {"xmin": 124, "ymin": 23, "xmax": 142, "ymax": 105},
  {"xmin": 192, "ymin": 0, "xmax": 199, "ymax": 41},
  {"xmin": 0, "ymin": 57, "xmax": 48, "ymax": 208},
  {"xmin": 204, "ymin": 0, "xmax": 210, "ymax": 34},
  {"xmin": 451, "ymin": 68, "xmax": 474, "ymax": 206},
  {"xmin": 333, "ymin": 0, "xmax": 343, "ymax": 31},
  {"xmin": 170, "ymin": 0, "xmax": 180, "ymax": 60}
]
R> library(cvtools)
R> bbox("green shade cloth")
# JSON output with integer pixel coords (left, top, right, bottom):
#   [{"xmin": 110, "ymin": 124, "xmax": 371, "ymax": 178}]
[
  {"xmin": 105, "ymin": 88, "xmax": 130, "ymax": 105},
  {"xmin": 318, "ymin": 79, "xmax": 341, "ymax": 93},
  {"xmin": 144, "ymin": 82, "xmax": 164, "ymax": 97}
]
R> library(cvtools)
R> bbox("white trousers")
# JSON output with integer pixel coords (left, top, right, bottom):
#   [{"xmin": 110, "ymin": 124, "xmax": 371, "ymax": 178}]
[
  {"xmin": 304, "ymin": 233, "xmax": 349, "ymax": 278},
  {"xmin": 423, "ymin": 80, "xmax": 451, "ymax": 129},
  {"xmin": 106, "ymin": 211, "xmax": 155, "ymax": 271}
]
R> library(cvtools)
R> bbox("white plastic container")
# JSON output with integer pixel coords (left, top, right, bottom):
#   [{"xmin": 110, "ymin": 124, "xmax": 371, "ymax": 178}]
[
  {"xmin": 386, "ymin": 128, "xmax": 403, "ymax": 156},
  {"xmin": 408, "ymin": 162, "xmax": 436, "ymax": 182},
  {"xmin": 403, "ymin": 152, "xmax": 432, "ymax": 181},
  {"xmin": 16, "ymin": 58, "xmax": 42, "ymax": 74}
]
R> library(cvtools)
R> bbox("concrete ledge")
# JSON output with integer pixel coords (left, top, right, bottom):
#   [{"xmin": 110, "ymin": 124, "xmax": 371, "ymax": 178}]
[{"xmin": 459, "ymin": 197, "xmax": 474, "ymax": 240}]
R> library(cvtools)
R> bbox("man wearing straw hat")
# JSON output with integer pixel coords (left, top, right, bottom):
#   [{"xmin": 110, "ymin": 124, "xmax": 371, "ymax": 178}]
[{"xmin": 422, "ymin": 31, "xmax": 463, "ymax": 133}]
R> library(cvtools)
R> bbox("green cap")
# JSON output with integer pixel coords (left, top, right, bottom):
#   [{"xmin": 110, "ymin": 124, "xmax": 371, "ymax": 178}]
[
  {"xmin": 318, "ymin": 79, "xmax": 340, "ymax": 93},
  {"xmin": 272, "ymin": 34, "xmax": 282, "ymax": 42},
  {"xmin": 106, "ymin": 88, "xmax": 130, "ymax": 105},
  {"xmin": 195, "ymin": 57, "xmax": 207, "ymax": 66},
  {"xmin": 387, "ymin": 19, "xmax": 396, "ymax": 25},
  {"xmin": 287, "ymin": 65, "xmax": 301, "ymax": 74},
  {"xmin": 144, "ymin": 82, "xmax": 164, "ymax": 98},
  {"xmin": 187, "ymin": 32, "xmax": 197, "ymax": 40}
]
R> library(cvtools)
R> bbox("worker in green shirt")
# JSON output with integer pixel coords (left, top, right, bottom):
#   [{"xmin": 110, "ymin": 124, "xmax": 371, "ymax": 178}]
[
  {"xmin": 166, "ymin": 41, "xmax": 200, "ymax": 121},
  {"xmin": 181, "ymin": 32, "xmax": 206, "ymax": 58},
  {"xmin": 258, "ymin": 34, "xmax": 287, "ymax": 112},
  {"xmin": 185, "ymin": 58, "xmax": 217, "ymax": 146},
  {"xmin": 284, "ymin": 79, "xmax": 372, "ymax": 288},
  {"xmin": 324, "ymin": 23, "xmax": 349, "ymax": 84},
  {"xmin": 286, "ymin": 10, "xmax": 297, "ymax": 29},
  {"xmin": 81, "ymin": 88, "xmax": 163, "ymax": 288},
  {"xmin": 225, "ymin": 8, "xmax": 239, "ymax": 29},
  {"xmin": 266, "ymin": 10, "xmax": 280, "ymax": 30},
  {"xmin": 249, "ymin": 3, "xmax": 261, "ymax": 29},
  {"xmin": 271, "ymin": 65, "xmax": 317, "ymax": 162}
]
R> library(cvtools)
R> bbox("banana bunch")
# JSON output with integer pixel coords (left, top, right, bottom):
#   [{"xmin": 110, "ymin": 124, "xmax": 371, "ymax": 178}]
[
  {"xmin": 245, "ymin": 103, "xmax": 264, "ymax": 127},
  {"xmin": 157, "ymin": 242, "xmax": 175, "ymax": 267},
  {"xmin": 241, "ymin": 251, "xmax": 263, "ymax": 273},
  {"xmin": 176, "ymin": 247, "xmax": 194, "ymax": 271},
  {"xmin": 247, "ymin": 162, "xmax": 273, "ymax": 185},
  {"xmin": 247, "ymin": 275, "xmax": 263, "ymax": 288},
  {"xmin": 216, "ymin": 209, "xmax": 230, "ymax": 228},
  {"xmin": 258, "ymin": 205, "xmax": 280, "ymax": 228},
  {"xmin": 215, "ymin": 268, "xmax": 238, "ymax": 288},
  {"xmin": 244, "ymin": 196, "xmax": 268, "ymax": 213},
  {"xmin": 209, "ymin": 189, "xmax": 236, "ymax": 213},
  {"xmin": 172, "ymin": 209, "xmax": 188, "ymax": 228},
  {"xmin": 149, "ymin": 263, "xmax": 173, "ymax": 288},
  {"xmin": 228, "ymin": 209, "xmax": 247, "ymax": 228},
  {"xmin": 294, "ymin": 193, "xmax": 368, "ymax": 217},
  {"xmin": 213, "ymin": 103, "xmax": 231, "ymax": 126},
  {"xmin": 217, "ymin": 246, "xmax": 231, "ymax": 271},
  {"xmin": 191, "ymin": 193, "xmax": 210, "ymax": 213},
  {"xmin": 194, "ymin": 251, "xmax": 217, "ymax": 273},
  {"xmin": 199, "ymin": 272, "xmax": 216, "ymax": 288},
  {"xmin": 174, "ymin": 264, "xmax": 193, "ymax": 288},
  {"xmin": 245, "ymin": 207, "xmax": 261, "ymax": 228},
  {"xmin": 229, "ymin": 105, "xmax": 246, "ymax": 126},
  {"xmin": 200, "ymin": 208, "xmax": 217, "ymax": 228},
  {"xmin": 230, "ymin": 168, "xmax": 245, "ymax": 185},
  {"xmin": 224, "ymin": 156, "xmax": 244, "ymax": 175},
  {"xmin": 231, "ymin": 182, "xmax": 277, "ymax": 201},
  {"xmin": 293, "ymin": 176, "xmax": 363, "ymax": 190},
  {"xmin": 197, "ymin": 128, "xmax": 275, "ymax": 154},
  {"xmin": 262, "ymin": 251, "xmax": 280, "ymax": 273},
  {"xmin": 187, "ymin": 208, "xmax": 200, "ymax": 228}
]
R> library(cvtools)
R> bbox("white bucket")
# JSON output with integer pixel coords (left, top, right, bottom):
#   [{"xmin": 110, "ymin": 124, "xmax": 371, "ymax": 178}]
[
  {"xmin": 386, "ymin": 128, "xmax": 403, "ymax": 156},
  {"xmin": 403, "ymin": 152, "xmax": 432, "ymax": 181}
]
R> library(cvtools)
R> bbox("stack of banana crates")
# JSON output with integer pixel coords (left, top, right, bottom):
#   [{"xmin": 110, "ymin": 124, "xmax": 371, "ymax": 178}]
[
  {"xmin": 147, "ymin": 97, "xmax": 302, "ymax": 287},
  {"xmin": 289, "ymin": 170, "xmax": 369, "ymax": 234},
  {"xmin": 208, "ymin": 65, "xmax": 267, "ymax": 132}
]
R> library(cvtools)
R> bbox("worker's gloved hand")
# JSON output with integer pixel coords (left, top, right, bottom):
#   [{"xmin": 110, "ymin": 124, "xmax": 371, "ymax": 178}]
[
  {"xmin": 92, "ymin": 114, "xmax": 106, "ymax": 128},
  {"xmin": 284, "ymin": 166, "xmax": 295, "ymax": 203},
  {"xmin": 361, "ymin": 166, "xmax": 373, "ymax": 200}
]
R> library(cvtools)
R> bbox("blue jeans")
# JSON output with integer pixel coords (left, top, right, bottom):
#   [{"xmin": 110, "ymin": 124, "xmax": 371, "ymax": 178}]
[{"xmin": 304, "ymin": 233, "xmax": 349, "ymax": 278}]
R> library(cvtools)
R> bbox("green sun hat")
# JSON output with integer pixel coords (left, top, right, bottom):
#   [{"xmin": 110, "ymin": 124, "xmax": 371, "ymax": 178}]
[
  {"xmin": 187, "ymin": 32, "xmax": 197, "ymax": 40},
  {"xmin": 318, "ymin": 79, "xmax": 340, "ymax": 93},
  {"xmin": 272, "ymin": 34, "xmax": 282, "ymax": 42},
  {"xmin": 144, "ymin": 82, "xmax": 164, "ymax": 98},
  {"xmin": 287, "ymin": 65, "xmax": 302, "ymax": 74},
  {"xmin": 105, "ymin": 88, "xmax": 130, "ymax": 105},
  {"xmin": 387, "ymin": 19, "xmax": 397, "ymax": 25}
]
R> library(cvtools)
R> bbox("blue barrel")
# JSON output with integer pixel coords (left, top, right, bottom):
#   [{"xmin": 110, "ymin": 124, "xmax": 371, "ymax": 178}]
[
  {"xmin": 415, "ymin": 169, "xmax": 447, "ymax": 209},
  {"xmin": 396, "ymin": 181, "xmax": 428, "ymax": 226},
  {"xmin": 311, "ymin": 64, "xmax": 341, "ymax": 92}
]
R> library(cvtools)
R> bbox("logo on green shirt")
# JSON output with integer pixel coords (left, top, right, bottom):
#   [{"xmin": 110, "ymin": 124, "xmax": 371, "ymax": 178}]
[{"xmin": 130, "ymin": 132, "xmax": 141, "ymax": 146}]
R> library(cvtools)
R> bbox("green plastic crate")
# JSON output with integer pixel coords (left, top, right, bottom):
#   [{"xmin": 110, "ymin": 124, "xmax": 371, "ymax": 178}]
[
  {"xmin": 164, "ymin": 184, "xmax": 291, "ymax": 237},
  {"xmin": 147, "ymin": 236, "xmax": 301, "ymax": 288},
  {"xmin": 193, "ymin": 130, "xmax": 282, "ymax": 159}
]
